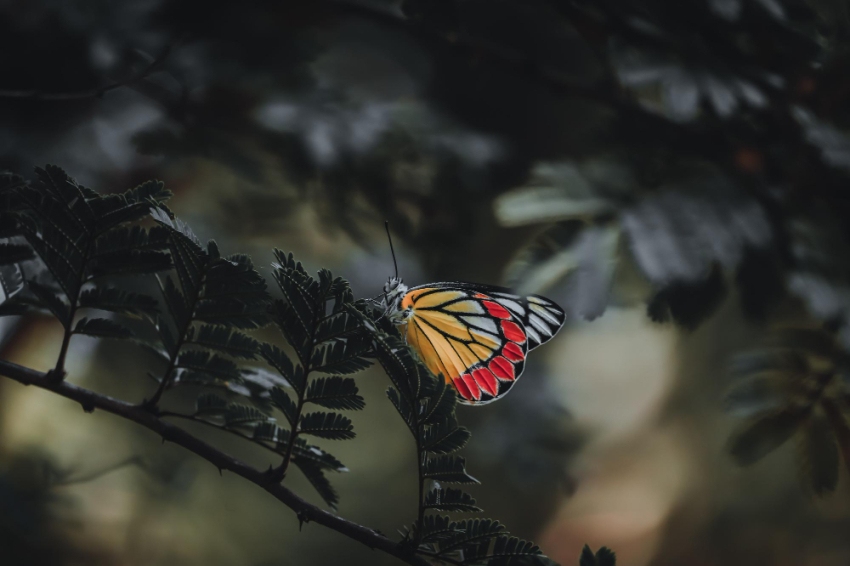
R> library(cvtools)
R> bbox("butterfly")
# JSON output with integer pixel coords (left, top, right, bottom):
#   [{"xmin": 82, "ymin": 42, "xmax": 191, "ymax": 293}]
[{"xmin": 375, "ymin": 224, "xmax": 566, "ymax": 406}]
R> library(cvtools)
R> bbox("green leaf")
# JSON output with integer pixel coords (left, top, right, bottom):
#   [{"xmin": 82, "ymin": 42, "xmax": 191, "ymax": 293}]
[
  {"xmin": 270, "ymin": 387, "xmax": 298, "ymax": 427},
  {"xmin": 728, "ymin": 409, "xmax": 808, "ymax": 466},
  {"xmin": 291, "ymin": 455, "xmax": 339, "ymax": 509},
  {"xmin": 724, "ymin": 375, "xmax": 785, "ymax": 418},
  {"xmin": 35, "ymin": 165, "xmax": 96, "ymax": 227},
  {"xmin": 423, "ymin": 418, "xmax": 471, "ymax": 455},
  {"xmin": 310, "ymin": 334, "xmax": 372, "ymax": 375},
  {"xmin": 797, "ymin": 413, "xmax": 839, "ymax": 496},
  {"xmin": 418, "ymin": 515, "xmax": 461, "ymax": 543},
  {"xmin": 89, "ymin": 225, "xmax": 171, "ymax": 276},
  {"xmin": 0, "ymin": 243, "xmax": 34, "ymax": 265},
  {"xmin": 269, "ymin": 299, "xmax": 311, "ymax": 360},
  {"xmin": 422, "ymin": 378, "xmax": 457, "ymax": 425},
  {"xmin": 436, "ymin": 518, "xmax": 504, "ymax": 553},
  {"xmin": 79, "ymin": 287, "xmax": 159, "ymax": 318},
  {"xmin": 424, "ymin": 455, "xmax": 479, "ymax": 484},
  {"xmin": 315, "ymin": 311, "xmax": 362, "ymax": 343},
  {"xmin": 387, "ymin": 387, "xmax": 416, "ymax": 435},
  {"xmin": 176, "ymin": 350, "xmax": 241, "ymax": 382},
  {"xmin": 73, "ymin": 317, "xmax": 134, "ymax": 339},
  {"xmin": 223, "ymin": 404, "xmax": 271, "ymax": 427},
  {"xmin": 372, "ymin": 332, "xmax": 421, "ymax": 400},
  {"xmin": 486, "ymin": 536, "xmax": 543, "ymax": 565},
  {"xmin": 236, "ymin": 368, "xmax": 292, "ymax": 396},
  {"xmin": 259, "ymin": 343, "xmax": 304, "ymax": 393},
  {"xmin": 0, "ymin": 264, "xmax": 23, "ymax": 300},
  {"xmin": 579, "ymin": 546, "xmax": 597, "ymax": 566},
  {"xmin": 91, "ymin": 180, "xmax": 170, "ymax": 231},
  {"xmin": 195, "ymin": 393, "xmax": 229, "ymax": 416},
  {"xmin": 424, "ymin": 487, "xmax": 481, "ymax": 513},
  {"xmin": 271, "ymin": 251, "xmax": 319, "ymax": 335},
  {"xmin": 151, "ymin": 207, "xmax": 207, "ymax": 296},
  {"xmin": 299, "ymin": 411, "xmax": 355, "ymax": 440},
  {"xmin": 158, "ymin": 275, "xmax": 189, "ymax": 328},
  {"xmin": 331, "ymin": 278, "xmax": 354, "ymax": 314},
  {"xmin": 305, "ymin": 376, "xmax": 364, "ymax": 410},
  {"xmin": 252, "ymin": 421, "xmax": 289, "ymax": 449},
  {"xmin": 194, "ymin": 297, "xmax": 270, "ymax": 330},
  {"xmin": 26, "ymin": 279, "xmax": 70, "ymax": 327},
  {"xmin": 594, "ymin": 547, "xmax": 617, "ymax": 566},
  {"xmin": 766, "ymin": 328, "xmax": 842, "ymax": 360},
  {"xmin": 156, "ymin": 316, "xmax": 177, "ymax": 355},
  {"xmin": 188, "ymin": 324, "xmax": 260, "ymax": 360}
]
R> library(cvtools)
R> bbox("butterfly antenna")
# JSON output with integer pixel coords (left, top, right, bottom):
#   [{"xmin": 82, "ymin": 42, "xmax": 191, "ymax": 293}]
[{"xmin": 385, "ymin": 220, "xmax": 399, "ymax": 279}]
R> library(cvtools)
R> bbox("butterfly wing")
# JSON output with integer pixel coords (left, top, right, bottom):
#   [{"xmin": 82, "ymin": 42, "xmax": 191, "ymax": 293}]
[{"xmin": 399, "ymin": 283, "xmax": 565, "ymax": 405}]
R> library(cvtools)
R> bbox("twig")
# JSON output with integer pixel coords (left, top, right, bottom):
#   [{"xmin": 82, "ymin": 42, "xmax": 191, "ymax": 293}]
[
  {"xmin": 54, "ymin": 455, "xmax": 147, "ymax": 487},
  {"xmin": 0, "ymin": 357, "xmax": 430, "ymax": 566},
  {"xmin": 0, "ymin": 43, "xmax": 174, "ymax": 101}
]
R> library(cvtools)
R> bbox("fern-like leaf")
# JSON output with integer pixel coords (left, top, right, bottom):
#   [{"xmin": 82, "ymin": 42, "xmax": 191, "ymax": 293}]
[
  {"xmin": 299, "ymin": 411, "xmax": 355, "ymax": 440},
  {"xmin": 188, "ymin": 324, "xmax": 260, "ymax": 360},
  {"xmin": 176, "ymin": 350, "xmax": 241, "ymax": 382},
  {"xmin": 305, "ymin": 376, "xmax": 364, "ymax": 410},
  {"xmin": 73, "ymin": 317, "xmax": 134, "ymax": 339},
  {"xmin": 580, "ymin": 545, "xmax": 617, "ymax": 566},
  {"xmin": 424, "ymin": 487, "xmax": 481, "ymax": 513},
  {"xmin": 424, "ymin": 455, "xmax": 479, "ymax": 484},
  {"xmin": 310, "ymin": 335, "xmax": 372, "ymax": 375},
  {"xmin": 292, "ymin": 456, "xmax": 339, "ymax": 510},
  {"xmin": 27, "ymin": 279, "xmax": 70, "ymax": 327},
  {"xmin": 270, "ymin": 387, "xmax": 298, "ymax": 427},
  {"xmin": 79, "ymin": 287, "xmax": 159, "ymax": 318},
  {"xmin": 422, "ymin": 418, "xmax": 471, "ymax": 455}
]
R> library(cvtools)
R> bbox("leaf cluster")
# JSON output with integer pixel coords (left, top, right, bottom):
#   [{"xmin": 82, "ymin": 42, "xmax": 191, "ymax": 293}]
[
  {"xmin": 144, "ymin": 206, "xmax": 271, "ymax": 404},
  {"xmin": 371, "ymin": 324, "xmax": 548, "ymax": 565},
  {"xmin": 725, "ymin": 327, "xmax": 850, "ymax": 495},
  {"xmin": 257, "ymin": 250, "xmax": 370, "ymax": 509},
  {"xmin": 0, "ymin": 166, "xmax": 171, "ymax": 371}
]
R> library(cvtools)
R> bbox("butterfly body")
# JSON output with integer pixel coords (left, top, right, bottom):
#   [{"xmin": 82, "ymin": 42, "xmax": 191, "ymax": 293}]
[{"xmin": 381, "ymin": 278, "xmax": 566, "ymax": 405}]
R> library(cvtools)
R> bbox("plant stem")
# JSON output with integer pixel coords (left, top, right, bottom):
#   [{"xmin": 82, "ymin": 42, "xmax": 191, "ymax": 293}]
[
  {"xmin": 52, "ymin": 315, "xmax": 75, "ymax": 378},
  {"xmin": 0, "ymin": 357, "xmax": 431, "ymax": 566},
  {"xmin": 143, "ymin": 273, "xmax": 205, "ymax": 409},
  {"xmin": 271, "ymin": 395, "xmax": 305, "ymax": 482}
]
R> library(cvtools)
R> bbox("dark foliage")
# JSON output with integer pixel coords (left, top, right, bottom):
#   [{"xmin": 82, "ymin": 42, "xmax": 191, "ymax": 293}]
[
  {"xmin": 724, "ymin": 327, "xmax": 850, "ymax": 496},
  {"xmin": 0, "ymin": 167, "xmax": 576, "ymax": 565},
  {"xmin": 370, "ymin": 312, "xmax": 550, "ymax": 564}
]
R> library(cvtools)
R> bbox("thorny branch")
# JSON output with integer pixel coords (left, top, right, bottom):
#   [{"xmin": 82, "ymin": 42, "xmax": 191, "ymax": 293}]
[
  {"xmin": 0, "ymin": 42, "xmax": 176, "ymax": 101},
  {"xmin": 0, "ymin": 357, "xmax": 431, "ymax": 566}
]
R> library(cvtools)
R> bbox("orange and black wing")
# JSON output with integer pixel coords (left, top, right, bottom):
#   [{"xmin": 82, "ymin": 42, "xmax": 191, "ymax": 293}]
[{"xmin": 399, "ymin": 284, "xmax": 565, "ymax": 405}]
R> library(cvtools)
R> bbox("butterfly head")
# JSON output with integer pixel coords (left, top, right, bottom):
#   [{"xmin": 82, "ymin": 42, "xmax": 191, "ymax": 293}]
[{"xmin": 382, "ymin": 276, "xmax": 411, "ymax": 324}]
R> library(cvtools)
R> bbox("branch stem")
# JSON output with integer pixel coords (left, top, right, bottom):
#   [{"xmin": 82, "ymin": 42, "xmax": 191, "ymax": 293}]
[{"xmin": 0, "ymin": 357, "xmax": 430, "ymax": 566}]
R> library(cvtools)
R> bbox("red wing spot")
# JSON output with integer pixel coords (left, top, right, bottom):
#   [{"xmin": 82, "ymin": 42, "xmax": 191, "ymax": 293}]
[
  {"xmin": 489, "ymin": 356, "xmax": 516, "ymax": 381},
  {"xmin": 462, "ymin": 373, "xmax": 482, "ymax": 401},
  {"xmin": 483, "ymin": 301, "xmax": 511, "ymax": 319},
  {"xmin": 503, "ymin": 342, "xmax": 524, "ymax": 362},
  {"xmin": 472, "ymin": 367, "xmax": 499, "ymax": 396},
  {"xmin": 501, "ymin": 320, "xmax": 526, "ymax": 343},
  {"xmin": 453, "ymin": 375, "xmax": 473, "ymax": 401},
  {"xmin": 474, "ymin": 293, "xmax": 488, "ymax": 299}
]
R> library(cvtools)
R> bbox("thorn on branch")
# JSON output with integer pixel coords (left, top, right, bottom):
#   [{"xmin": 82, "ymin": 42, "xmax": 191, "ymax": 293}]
[
  {"xmin": 265, "ymin": 464, "xmax": 286, "ymax": 485},
  {"xmin": 46, "ymin": 369, "xmax": 66, "ymax": 383},
  {"xmin": 80, "ymin": 401, "xmax": 95, "ymax": 413},
  {"xmin": 160, "ymin": 428, "xmax": 178, "ymax": 444},
  {"xmin": 297, "ymin": 509, "xmax": 309, "ymax": 531}
]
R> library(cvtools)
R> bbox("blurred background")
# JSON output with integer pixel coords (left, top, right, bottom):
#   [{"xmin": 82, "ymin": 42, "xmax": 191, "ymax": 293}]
[{"xmin": 3, "ymin": 0, "xmax": 850, "ymax": 564}]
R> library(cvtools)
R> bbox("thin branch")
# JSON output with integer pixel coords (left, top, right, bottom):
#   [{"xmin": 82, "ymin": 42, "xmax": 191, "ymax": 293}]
[
  {"xmin": 0, "ymin": 357, "xmax": 430, "ymax": 566},
  {"xmin": 54, "ymin": 455, "xmax": 147, "ymax": 487},
  {"xmin": 159, "ymin": 410, "xmax": 286, "ymax": 459},
  {"xmin": 0, "ymin": 43, "xmax": 175, "ymax": 102}
]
